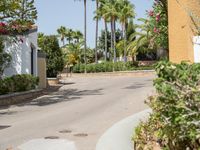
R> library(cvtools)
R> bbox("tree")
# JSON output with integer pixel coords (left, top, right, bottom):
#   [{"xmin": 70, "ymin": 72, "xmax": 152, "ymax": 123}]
[
  {"xmin": 100, "ymin": 0, "xmax": 118, "ymax": 62},
  {"xmin": 57, "ymin": 26, "xmax": 67, "ymax": 46},
  {"xmin": 127, "ymin": 18, "xmax": 156, "ymax": 61},
  {"xmin": 96, "ymin": 0, "xmax": 109, "ymax": 61},
  {"xmin": 72, "ymin": 30, "xmax": 83, "ymax": 43},
  {"xmin": 98, "ymin": 29, "xmax": 122, "ymax": 60},
  {"xmin": 0, "ymin": 0, "xmax": 37, "ymax": 34},
  {"xmin": 63, "ymin": 42, "xmax": 83, "ymax": 65},
  {"xmin": 65, "ymin": 28, "xmax": 74, "ymax": 44},
  {"xmin": 95, "ymin": 0, "xmax": 99, "ymax": 64},
  {"xmin": 38, "ymin": 35, "xmax": 64, "ymax": 77},
  {"xmin": 118, "ymin": 0, "xmax": 135, "ymax": 62},
  {"xmin": 0, "ymin": 0, "xmax": 20, "ymax": 20}
]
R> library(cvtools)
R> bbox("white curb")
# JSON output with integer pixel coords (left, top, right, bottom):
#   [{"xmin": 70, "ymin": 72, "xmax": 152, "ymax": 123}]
[{"xmin": 96, "ymin": 109, "xmax": 152, "ymax": 150}]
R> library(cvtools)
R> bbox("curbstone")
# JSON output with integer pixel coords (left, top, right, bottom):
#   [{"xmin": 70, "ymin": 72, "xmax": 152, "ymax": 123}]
[{"xmin": 96, "ymin": 109, "xmax": 152, "ymax": 150}]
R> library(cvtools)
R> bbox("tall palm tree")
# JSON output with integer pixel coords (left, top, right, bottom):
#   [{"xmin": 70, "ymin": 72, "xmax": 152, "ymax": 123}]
[
  {"xmin": 96, "ymin": 0, "xmax": 109, "ymax": 61},
  {"xmin": 95, "ymin": 0, "xmax": 99, "ymax": 64},
  {"xmin": 101, "ymin": 0, "xmax": 118, "ymax": 62},
  {"xmin": 118, "ymin": 0, "xmax": 135, "ymax": 62},
  {"xmin": 57, "ymin": 26, "xmax": 67, "ymax": 46}
]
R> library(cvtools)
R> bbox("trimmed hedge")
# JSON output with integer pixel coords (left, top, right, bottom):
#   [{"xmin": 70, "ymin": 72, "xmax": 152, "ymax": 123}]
[
  {"xmin": 0, "ymin": 74, "xmax": 39, "ymax": 95},
  {"xmin": 73, "ymin": 61, "xmax": 154, "ymax": 73}
]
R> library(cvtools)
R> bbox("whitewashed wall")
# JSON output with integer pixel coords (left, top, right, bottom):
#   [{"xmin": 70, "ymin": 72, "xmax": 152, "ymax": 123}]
[{"xmin": 3, "ymin": 30, "xmax": 38, "ymax": 77}]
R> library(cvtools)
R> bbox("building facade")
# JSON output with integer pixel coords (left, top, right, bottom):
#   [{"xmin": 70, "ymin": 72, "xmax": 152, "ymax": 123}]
[
  {"xmin": 168, "ymin": 0, "xmax": 200, "ymax": 63},
  {"xmin": 3, "ymin": 28, "xmax": 38, "ymax": 77}
]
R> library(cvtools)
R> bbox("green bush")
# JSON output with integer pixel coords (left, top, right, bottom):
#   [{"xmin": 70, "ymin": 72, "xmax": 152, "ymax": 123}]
[
  {"xmin": 72, "ymin": 61, "xmax": 149, "ymax": 73},
  {"xmin": 38, "ymin": 35, "xmax": 64, "ymax": 77},
  {"xmin": 0, "ymin": 74, "xmax": 39, "ymax": 95},
  {"xmin": 134, "ymin": 61, "xmax": 200, "ymax": 150}
]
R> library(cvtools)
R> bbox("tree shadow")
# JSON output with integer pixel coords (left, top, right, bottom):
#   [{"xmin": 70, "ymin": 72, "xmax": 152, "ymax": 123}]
[
  {"xmin": 18, "ymin": 88, "xmax": 104, "ymax": 107},
  {"xmin": 124, "ymin": 83, "xmax": 146, "ymax": 89}
]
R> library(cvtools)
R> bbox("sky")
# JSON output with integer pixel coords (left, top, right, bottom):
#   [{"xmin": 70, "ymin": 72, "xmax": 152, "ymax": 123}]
[{"xmin": 35, "ymin": 0, "xmax": 154, "ymax": 48}]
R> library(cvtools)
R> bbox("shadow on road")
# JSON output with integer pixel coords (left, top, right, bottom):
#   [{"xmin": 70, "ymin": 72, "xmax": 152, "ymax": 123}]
[
  {"xmin": 124, "ymin": 83, "xmax": 146, "ymax": 90},
  {"xmin": 19, "ymin": 88, "xmax": 104, "ymax": 107}
]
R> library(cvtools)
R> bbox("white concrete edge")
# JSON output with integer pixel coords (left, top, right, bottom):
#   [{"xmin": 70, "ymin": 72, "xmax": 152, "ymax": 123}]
[{"xmin": 96, "ymin": 109, "xmax": 152, "ymax": 150}]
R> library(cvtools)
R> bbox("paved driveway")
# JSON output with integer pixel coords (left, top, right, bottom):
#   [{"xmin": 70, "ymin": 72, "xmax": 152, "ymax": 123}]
[{"xmin": 0, "ymin": 75, "xmax": 154, "ymax": 150}]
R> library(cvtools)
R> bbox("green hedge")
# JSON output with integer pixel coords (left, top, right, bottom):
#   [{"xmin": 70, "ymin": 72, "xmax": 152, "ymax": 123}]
[
  {"xmin": 0, "ymin": 74, "xmax": 39, "ymax": 95},
  {"xmin": 134, "ymin": 61, "xmax": 200, "ymax": 150},
  {"xmin": 73, "ymin": 61, "xmax": 153, "ymax": 73}
]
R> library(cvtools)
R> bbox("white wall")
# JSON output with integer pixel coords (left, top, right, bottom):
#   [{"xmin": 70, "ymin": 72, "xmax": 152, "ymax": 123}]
[
  {"xmin": 3, "ymin": 30, "xmax": 38, "ymax": 77},
  {"xmin": 193, "ymin": 36, "xmax": 200, "ymax": 63}
]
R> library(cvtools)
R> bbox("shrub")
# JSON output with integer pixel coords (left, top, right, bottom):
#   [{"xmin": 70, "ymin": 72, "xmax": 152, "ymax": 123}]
[
  {"xmin": 0, "ymin": 74, "xmax": 39, "ymax": 95},
  {"xmin": 38, "ymin": 35, "xmax": 64, "ymax": 77},
  {"xmin": 73, "ymin": 61, "xmax": 148, "ymax": 73},
  {"xmin": 133, "ymin": 61, "xmax": 200, "ymax": 150}
]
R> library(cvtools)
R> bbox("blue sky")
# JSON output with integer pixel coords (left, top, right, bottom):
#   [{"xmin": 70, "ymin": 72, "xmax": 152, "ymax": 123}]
[{"xmin": 35, "ymin": 0, "xmax": 153, "ymax": 48}]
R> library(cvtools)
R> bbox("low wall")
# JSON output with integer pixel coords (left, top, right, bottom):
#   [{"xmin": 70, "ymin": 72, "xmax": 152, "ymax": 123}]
[{"xmin": 0, "ymin": 89, "xmax": 43, "ymax": 106}]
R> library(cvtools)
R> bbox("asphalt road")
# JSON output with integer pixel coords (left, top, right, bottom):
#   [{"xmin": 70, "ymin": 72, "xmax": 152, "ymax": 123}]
[{"xmin": 0, "ymin": 75, "xmax": 154, "ymax": 150}]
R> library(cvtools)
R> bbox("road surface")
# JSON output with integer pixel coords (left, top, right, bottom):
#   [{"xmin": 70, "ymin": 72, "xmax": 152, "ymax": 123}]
[{"xmin": 0, "ymin": 75, "xmax": 154, "ymax": 150}]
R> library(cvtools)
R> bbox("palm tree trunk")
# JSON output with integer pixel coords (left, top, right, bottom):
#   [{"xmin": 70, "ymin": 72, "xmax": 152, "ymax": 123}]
[
  {"xmin": 84, "ymin": 0, "xmax": 87, "ymax": 73},
  {"xmin": 124, "ymin": 24, "xmax": 127, "ymax": 62},
  {"xmin": 104, "ymin": 20, "xmax": 108, "ymax": 61},
  {"xmin": 121, "ymin": 24, "xmax": 124, "ymax": 61},
  {"xmin": 113, "ymin": 19, "xmax": 116, "ymax": 63},
  {"xmin": 62, "ymin": 39, "xmax": 65, "ymax": 47},
  {"xmin": 110, "ymin": 19, "xmax": 114, "ymax": 61},
  {"xmin": 95, "ymin": 0, "xmax": 99, "ymax": 64}
]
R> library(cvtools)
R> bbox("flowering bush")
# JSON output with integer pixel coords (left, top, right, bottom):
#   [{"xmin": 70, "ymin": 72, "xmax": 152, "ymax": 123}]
[
  {"xmin": 147, "ymin": 0, "xmax": 168, "ymax": 49},
  {"xmin": 134, "ymin": 61, "xmax": 200, "ymax": 150},
  {"xmin": 0, "ymin": 21, "xmax": 32, "ymax": 35}
]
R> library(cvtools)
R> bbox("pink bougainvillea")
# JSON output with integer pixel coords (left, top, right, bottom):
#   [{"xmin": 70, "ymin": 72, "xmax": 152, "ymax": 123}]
[{"xmin": 156, "ymin": 14, "xmax": 161, "ymax": 22}]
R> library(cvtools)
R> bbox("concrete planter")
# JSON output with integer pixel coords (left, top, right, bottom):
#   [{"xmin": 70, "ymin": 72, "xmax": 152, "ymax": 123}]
[
  {"xmin": 47, "ymin": 78, "xmax": 59, "ymax": 86},
  {"xmin": 96, "ymin": 109, "xmax": 152, "ymax": 150}
]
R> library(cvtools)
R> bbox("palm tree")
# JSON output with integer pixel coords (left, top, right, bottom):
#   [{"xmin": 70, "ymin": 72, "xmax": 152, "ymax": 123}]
[
  {"xmin": 95, "ymin": 0, "xmax": 99, "ymax": 64},
  {"xmin": 96, "ymin": 0, "xmax": 109, "ymax": 61},
  {"xmin": 118, "ymin": 0, "xmax": 135, "ymax": 62},
  {"xmin": 57, "ymin": 26, "xmax": 67, "ymax": 46},
  {"xmin": 127, "ymin": 18, "xmax": 156, "ymax": 61},
  {"xmin": 73, "ymin": 30, "xmax": 83, "ymax": 43},
  {"xmin": 101, "ymin": 0, "xmax": 118, "ymax": 62},
  {"xmin": 65, "ymin": 28, "xmax": 74, "ymax": 44}
]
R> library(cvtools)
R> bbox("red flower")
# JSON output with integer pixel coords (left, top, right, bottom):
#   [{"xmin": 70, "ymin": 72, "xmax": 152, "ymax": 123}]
[
  {"xmin": 154, "ymin": 27, "xmax": 160, "ymax": 33},
  {"xmin": 148, "ymin": 10, "xmax": 154, "ymax": 17},
  {"xmin": 156, "ymin": 14, "xmax": 161, "ymax": 22},
  {"xmin": 0, "ymin": 22, "xmax": 8, "ymax": 35}
]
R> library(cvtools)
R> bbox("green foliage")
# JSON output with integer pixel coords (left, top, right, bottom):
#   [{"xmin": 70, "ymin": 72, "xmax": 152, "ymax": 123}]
[
  {"xmin": 0, "ymin": 74, "xmax": 39, "ymax": 95},
  {"xmin": 98, "ymin": 29, "xmax": 122, "ymax": 59},
  {"xmin": 134, "ymin": 61, "xmax": 200, "ymax": 150},
  {"xmin": 0, "ymin": 36, "xmax": 11, "ymax": 79},
  {"xmin": 147, "ymin": 1, "xmax": 168, "ymax": 49},
  {"xmin": 1, "ymin": 0, "xmax": 37, "ymax": 22},
  {"xmin": 38, "ymin": 34, "xmax": 64, "ymax": 77},
  {"xmin": 72, "ymin": 61, "xmax": 153, "ymax": 73}
]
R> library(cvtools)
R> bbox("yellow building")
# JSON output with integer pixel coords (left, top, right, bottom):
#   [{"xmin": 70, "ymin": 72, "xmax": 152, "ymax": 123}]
[{"xmin": 168, "ymin": 0, "xmax": 200, "ymax": 63}]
